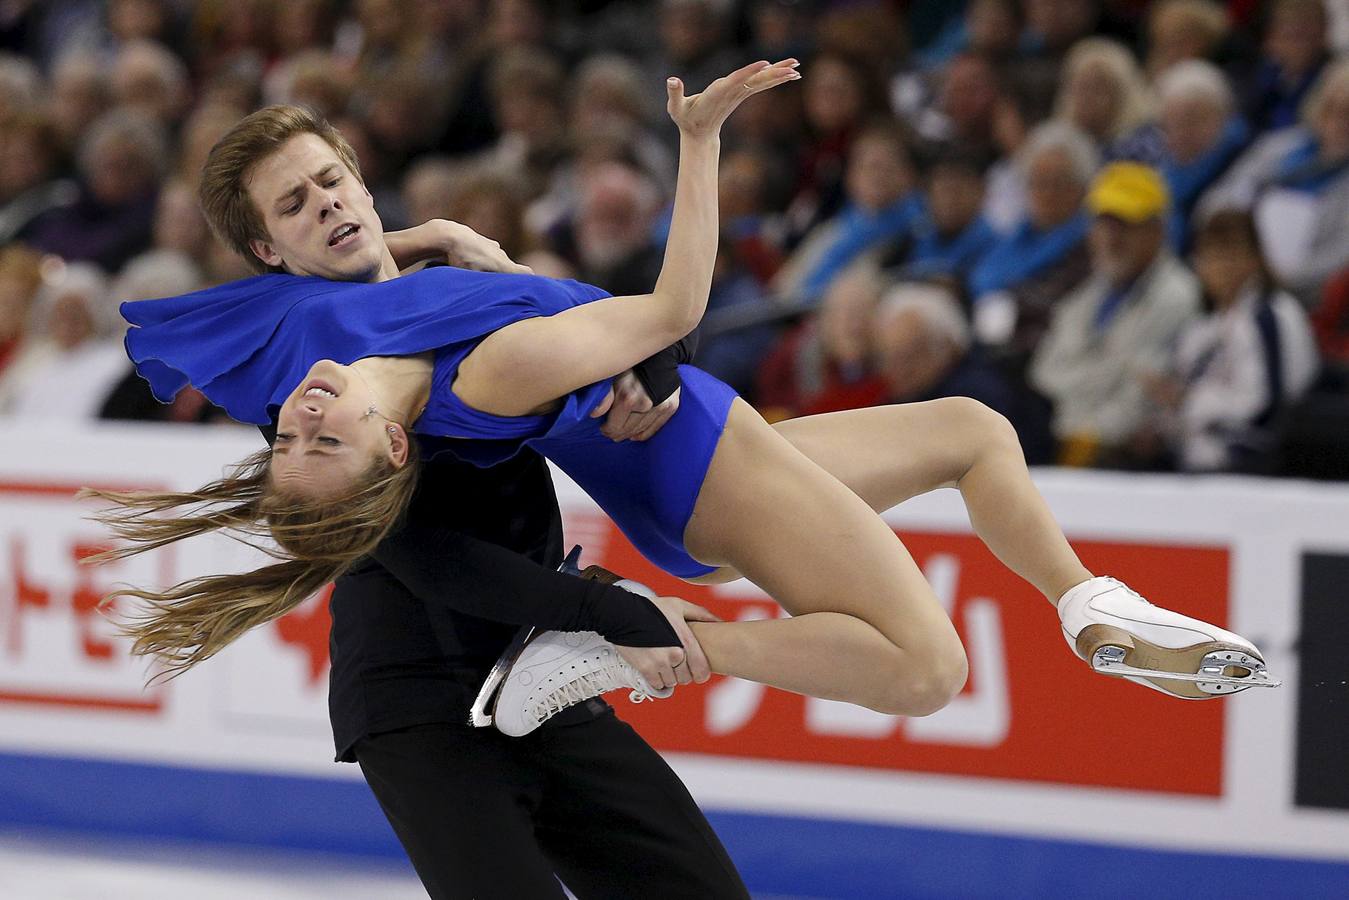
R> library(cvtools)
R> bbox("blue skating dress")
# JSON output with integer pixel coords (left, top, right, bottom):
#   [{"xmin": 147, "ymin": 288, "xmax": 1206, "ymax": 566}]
[{"xmin": 121, "ymin": 266, "xmax": 736, "ymax": 578}]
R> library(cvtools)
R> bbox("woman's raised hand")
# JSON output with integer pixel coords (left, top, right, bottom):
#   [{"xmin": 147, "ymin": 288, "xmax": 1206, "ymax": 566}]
[{"xmin": 666, "ymin": 58, "xmax": 800, "ymax": 139}]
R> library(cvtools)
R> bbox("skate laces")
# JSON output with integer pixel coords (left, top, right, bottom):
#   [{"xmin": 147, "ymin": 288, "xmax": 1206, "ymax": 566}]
[
  {"xmin": 1101, "ymin": 576, "xmax": 1151, "ymax": 606},
  {"xmin": 527, "ymin": 661, "xmax": 645, "ymax": 726}
]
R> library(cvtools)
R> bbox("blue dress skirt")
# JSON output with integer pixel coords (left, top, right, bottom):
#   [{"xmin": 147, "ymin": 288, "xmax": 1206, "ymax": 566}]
[{"xmin": 122, "ymin": 267, "xmax": 736, "ymax": 578}]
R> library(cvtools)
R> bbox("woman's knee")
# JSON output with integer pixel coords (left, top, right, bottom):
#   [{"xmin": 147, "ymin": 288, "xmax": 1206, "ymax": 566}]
[
  {"xmin": 935, "ymin": 397, "xmax": 1022, "ymax": 468},
  {"xmin": 868, "ymin": 632, "xmax": 969, "ymax": 717}
]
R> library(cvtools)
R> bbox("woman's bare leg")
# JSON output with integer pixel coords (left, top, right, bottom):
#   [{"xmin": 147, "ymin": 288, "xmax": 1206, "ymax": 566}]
[
  {"xmin": 680, "ymin": 400, "xmax": 969, "ymax": 716},
  {"xmin": 772, "ymin": 398, "xmax": 1092, "ymax": 604}
]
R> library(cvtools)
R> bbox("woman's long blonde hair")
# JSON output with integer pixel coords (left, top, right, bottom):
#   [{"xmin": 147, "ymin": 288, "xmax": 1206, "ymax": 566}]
[{"xmin": 81, "ymin": 443, "xmax": 419, "ymax": 680}]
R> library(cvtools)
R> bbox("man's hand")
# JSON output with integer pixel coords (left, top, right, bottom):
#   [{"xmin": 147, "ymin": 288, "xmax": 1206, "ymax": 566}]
[
  {"xmin": 616, "ymin": 594, "xmax": 719, "ymax": 690},
  {"xmin": 590, "ymin": 371, "xmax": 681, "ymax": 441}
]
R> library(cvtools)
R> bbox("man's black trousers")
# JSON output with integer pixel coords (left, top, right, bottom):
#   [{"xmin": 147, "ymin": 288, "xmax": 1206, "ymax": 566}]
[{"xmin": 354, "ymin": 709, "xmax": 751, "ymax": 900}]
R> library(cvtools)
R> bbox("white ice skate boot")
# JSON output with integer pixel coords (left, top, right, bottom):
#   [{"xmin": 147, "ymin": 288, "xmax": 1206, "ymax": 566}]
[
  {"xmin": 1057, "ymin": 576, "xmax": 1280, "ymax": 698},
  {"xmin": 475, "ymin": 628, "xmax": 673, "ymax": 737}
]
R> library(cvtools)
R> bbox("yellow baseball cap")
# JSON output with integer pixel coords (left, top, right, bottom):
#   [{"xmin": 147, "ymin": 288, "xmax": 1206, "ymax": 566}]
[{"xmin": 1086, "ymin": 162, "xmax": 1170, "ymax": 223}]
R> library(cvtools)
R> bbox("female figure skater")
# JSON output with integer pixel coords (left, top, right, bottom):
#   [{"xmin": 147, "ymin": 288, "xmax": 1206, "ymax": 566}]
[{"xmin": 98, "ymin": 61, "xmax": 1274, "ymax": 727}]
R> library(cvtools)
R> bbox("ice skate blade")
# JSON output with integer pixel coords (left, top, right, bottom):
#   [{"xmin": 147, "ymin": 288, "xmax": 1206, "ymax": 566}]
[
  {"xmin": 1075, "ymin": 624, "xmax": 1280, "ymax": 698},
  {"xmin": 469, "ymin": 626, "xmax": 537, "ymax": 727},
  {"xmin": 1091, "ymin": 645, "xmax": 1281, "ymax": 693}
]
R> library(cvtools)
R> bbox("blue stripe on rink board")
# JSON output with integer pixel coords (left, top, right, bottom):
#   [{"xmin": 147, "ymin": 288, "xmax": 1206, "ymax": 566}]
[
  {"xmin": 0, "ymin": 751, "xmax": 402, "ymax": 858},
  {"xmin": 3, "ymin": 751, "xmax": 1348, "ymax": 898},
  {"xmin": 705, "ymin": 811, "xmax": 1349, "ymax": 899}
]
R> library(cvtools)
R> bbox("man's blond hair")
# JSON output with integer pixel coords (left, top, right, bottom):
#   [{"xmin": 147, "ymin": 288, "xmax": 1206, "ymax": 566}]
[{"xmin": 198, "ymin": 105, "xmax": 363, "ymax": 273}]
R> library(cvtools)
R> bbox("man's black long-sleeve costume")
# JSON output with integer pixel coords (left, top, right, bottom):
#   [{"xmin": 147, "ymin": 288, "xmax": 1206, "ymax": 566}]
[{"xmin": 301, "ymin": 338, "xmax": 748, "ymax": 898}]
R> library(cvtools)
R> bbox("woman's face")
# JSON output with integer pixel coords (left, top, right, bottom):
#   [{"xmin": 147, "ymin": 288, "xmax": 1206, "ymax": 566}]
[
  {"xmin": 1063, "ymin": 61, "xmax": 1121, "ymax": 139},
  {"xmin": 1161, "ymin": 95, "xmax": 1226, "ymax": 164},
  {"xmin": 1025, "ymin": 147, "xmax": 1084, "ymax": 230},
  {"xmin": 272, "ymin": 359, "xmax": 406, "ymax": 499}
]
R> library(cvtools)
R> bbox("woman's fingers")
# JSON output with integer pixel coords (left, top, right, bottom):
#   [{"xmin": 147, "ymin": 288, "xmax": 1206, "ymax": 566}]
[{"xmin": 668, "ymin": 59, "xmax": 800, "ymax": 132}]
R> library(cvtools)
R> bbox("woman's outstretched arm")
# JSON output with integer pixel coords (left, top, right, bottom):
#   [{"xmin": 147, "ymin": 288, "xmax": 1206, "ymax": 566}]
[{"xmin": 455, "ymin": 59, "xmax": 800, "ymax": 416}]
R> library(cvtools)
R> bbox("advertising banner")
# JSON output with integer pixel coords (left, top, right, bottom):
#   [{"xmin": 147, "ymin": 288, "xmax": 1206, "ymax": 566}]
[{"xmin": 1, "ymin": 422, "xmax": 1348, "ymax": 883}]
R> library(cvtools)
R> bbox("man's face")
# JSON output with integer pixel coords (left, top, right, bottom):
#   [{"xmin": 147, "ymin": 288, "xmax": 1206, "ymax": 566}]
[
  {"xmin": 1089, "ymin": 214, "xmax": 1162, "ymax": 284},
  {"xmin": 245, "ymin": 133, "xmax": 391, "ymax": 283},
  {"xmin": 876, "ymin": 308, "xmax": 953, "ymax": 401}
]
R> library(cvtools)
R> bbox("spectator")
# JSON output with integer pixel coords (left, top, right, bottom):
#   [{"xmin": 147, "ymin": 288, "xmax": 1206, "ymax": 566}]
[
  {"xmin": 0, "ymin": 52, "xmax": 41, "ymax": 120},
  {"xmin": 1311, "ymin": 266, "xmax": 1349, "ymax": 378},
  {"xmin": 886, "ymin": 152, "xmax": 998, "ymax": 285},
  {"xmin": 48, "ymin": 54, "xmax": 111, "ymax": 159},
  {"xmin": 746, "ymin": 0, "xmax": 817, "ymax": 65},
  {"xmin": 176, "ymin": 101, "xmax": 247, "ymax": 183},
  {"xmin": 400, "ymin": 156, "xmax": 461, "ymax": 236},
  {"xmin": 99, "ymin": 249, "xmax": 218, "ymax": 423},
  {"xmin": 774, "ymin": 120, "xmax": 922, "ymax": 306},
  {"xmin": 21, "ymin": 110, "xmax": 167, "ymax": 271},
  {"xmin": 151, "ymin": 177, "xmax": 211, "ymax": 262},
  {"xmin": 445, "ymin": 171, "xmax": 531, "ymax": 263},
  {"xmin": 718, "ymin": 146, "xmax": 787, "ymax": 287},
  {"xmin": 263, "ymin": 49, "xmax": 353, "ymax": 120},
  {"xmin": 903, "ymin": 52, "xmax": 1002, "ymax": 163},
  {"xmin": 1012, "ymin": 0, "xmax": 1100, "ymax": 113},
  {"xmin": 1202, "ymin": 57, "xmax": 1349, "ymax": 306},
  {"xmin": 1242, "ymin": 0, "xmax": 1332, "ymax": 133},
  {"xmin": 0, "ymin": 110, "xmax": 78, "ymax": 244},
  {"xmin": 1156, "ymin": 209, "xmax": 1320, "ymax": 471},
  {"xmin": 570, "ymin": 54, "xmax": 675, "ymax": 193},
  {"xmin": 913, "ymin": 0, "xmax": 1020, "ymax": 71},
  {"xmin": 691, "ymin": 246, "xmax": 781, "ymax": 400},
  {"xmin": 980, "ymin": 84, "xmax": 1037, "ymax": 233},
  {"xmin": 0, "ymin": 262, "xmax": 128, "ymax": 420},
  {"xmin": 1029, "ymin": 163, "xmax": 1202, "ymax": 467},
  {"xmin": 969, "ymin": 121, "xmax": 1097, "ymax": 361},
  {"xmin": 0, "ymin": 245, "xmax": 43, "ymax": 379},
  {"xmin": 645, "ymin": 0, "xmax": 742, "ymax": 125},
  {"xmin": 757, "ymin": 268, "xmax": 888, "ymax": 419},
  {"xmin": 787, "ymin": 50, "xmax": 890, "ymax": 239},
  {"xmin": 476, "ymin": 50, "xmax": 569, "ymax": 203},
  {"xmin": 1145, "ymin": 0, "xmax": 1231, "ymax": 79},
  {"xmin": 1054, "ymin": 37, "xmax": 1163, "ymax": 163},
  {"xmin": 873, "ymin": 280, "xmax": 1049, "ymax": 457},
  {"xmin": 1156, "ymin": 60, "xmax": 1251, "ymax": 246},
  {"xmin": 109, "ymin": 39, "xmax": 190, "ymax": 128},
  {"xmin": 557, "ymin": 162, "xmax": 664, "ymax": 296}
]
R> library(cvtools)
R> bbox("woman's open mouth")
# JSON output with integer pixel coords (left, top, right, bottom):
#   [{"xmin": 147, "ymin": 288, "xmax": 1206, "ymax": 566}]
[{"xmin": 302, "ymin": 379, "xmax": 339, "ymax": 399}]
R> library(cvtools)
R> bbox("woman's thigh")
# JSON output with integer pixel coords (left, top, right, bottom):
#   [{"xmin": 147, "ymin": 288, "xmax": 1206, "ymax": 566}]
[
  {"xmin": 683, "ymin": 399, "xmax": 955, "ymax": 646},
  {"xmin": 770, "ymin": 398, "xmax": 997, "ymax": 513}
]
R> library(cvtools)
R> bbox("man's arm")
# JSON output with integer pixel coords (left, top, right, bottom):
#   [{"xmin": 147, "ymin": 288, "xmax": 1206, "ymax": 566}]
[{"xmin": 371, "ymin": 523, "xmax": 681, "ymax": 648}]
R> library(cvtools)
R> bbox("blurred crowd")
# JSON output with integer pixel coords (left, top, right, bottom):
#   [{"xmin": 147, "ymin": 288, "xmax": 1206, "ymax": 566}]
[{"xmin": 2, "ymin": 0, "xmax": 1348, "ymax": 477}]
